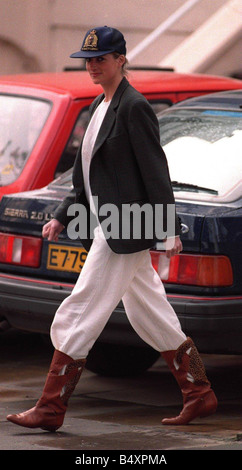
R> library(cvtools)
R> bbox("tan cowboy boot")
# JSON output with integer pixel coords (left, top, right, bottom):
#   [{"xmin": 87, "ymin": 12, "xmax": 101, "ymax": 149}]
[
  {"xmin": 161, "ymin": 337, "xmax": 217, "ymax": 425},
  {"xmin": 7, "ymin": 350, "xmax": 86, "ymax": 432}
]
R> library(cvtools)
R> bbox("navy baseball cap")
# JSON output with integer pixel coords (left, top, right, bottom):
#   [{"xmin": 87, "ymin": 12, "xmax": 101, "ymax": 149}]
[{"xmin": 70, "ymin": 26, "xmax": 126, "ymax": 58}]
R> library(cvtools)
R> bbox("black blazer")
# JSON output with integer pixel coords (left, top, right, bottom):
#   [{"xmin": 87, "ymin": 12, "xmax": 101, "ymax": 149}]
[{"xmin": 54, "ymin": 77, "xmax": 180, "ymax": 253}]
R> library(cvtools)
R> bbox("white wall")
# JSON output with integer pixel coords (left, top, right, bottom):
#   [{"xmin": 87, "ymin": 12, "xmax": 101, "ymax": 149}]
[{"xmin": 0, "ymin": 0, "xmax": 240, "ymax": 77}]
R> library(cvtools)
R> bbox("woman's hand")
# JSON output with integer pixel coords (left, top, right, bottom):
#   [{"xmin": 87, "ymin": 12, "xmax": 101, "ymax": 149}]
[
  {"xmin": 164, "ymin": 236, "xmax": 183, "ymax": 258},
  {"xmin": 42, "ymin": 219, "xmax": 64, "ymax": 242}
]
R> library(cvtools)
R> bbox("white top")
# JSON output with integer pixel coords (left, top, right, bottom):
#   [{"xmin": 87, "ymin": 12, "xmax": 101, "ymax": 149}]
[{"xmin": 82, "ymin": 99, "xmax": 110, "ymax": 215}]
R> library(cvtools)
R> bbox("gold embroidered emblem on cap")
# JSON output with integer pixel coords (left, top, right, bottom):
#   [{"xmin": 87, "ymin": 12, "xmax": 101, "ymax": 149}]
[{"xmin": 82, "ymin": 30, "xmax": 99, "ymax": 51}]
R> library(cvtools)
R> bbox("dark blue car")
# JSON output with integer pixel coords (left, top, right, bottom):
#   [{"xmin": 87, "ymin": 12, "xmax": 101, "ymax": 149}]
[{"xmin": 0, "ymin": 90, "xmax": 241, "ymax": 376}]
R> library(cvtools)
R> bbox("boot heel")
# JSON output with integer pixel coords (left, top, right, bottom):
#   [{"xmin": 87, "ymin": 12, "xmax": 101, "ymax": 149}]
[
  {"xmin": 199, "ymin": 392, "xmax": 218, "ymax": 418},
  {"xmin": 41, "ymin": 425, "xmax": 60, "ymax": 432},
  {"xmin": 199, "ymin": 406, "xmax": 217, "ymax": 418}
]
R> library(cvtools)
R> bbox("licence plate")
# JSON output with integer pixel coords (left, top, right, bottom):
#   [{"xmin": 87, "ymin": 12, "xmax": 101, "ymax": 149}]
[{"xmin": 47, "ymin": 244, "xmax": 87, "ymax": 273}]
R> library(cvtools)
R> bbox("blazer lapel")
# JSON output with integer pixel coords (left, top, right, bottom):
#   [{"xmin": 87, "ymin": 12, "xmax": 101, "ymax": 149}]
[
  {"xmin": 91, "ymin": 77, "xmax": 130, "ymax": 157},
  {"xmin": 91, "ymin": 105, "xmax": 116, "ymax": 157},
  {"xmin": 73, "ymin": 78, "xmax": 130, "ymax": 191}
]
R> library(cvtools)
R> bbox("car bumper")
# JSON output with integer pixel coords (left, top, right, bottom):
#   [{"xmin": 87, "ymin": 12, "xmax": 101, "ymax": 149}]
[{"xmin": 0, "ymin": 273, "xmax": 241, "ymax": 353}]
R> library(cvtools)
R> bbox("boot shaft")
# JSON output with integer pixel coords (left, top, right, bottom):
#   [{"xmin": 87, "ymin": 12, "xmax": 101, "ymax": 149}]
[
  {"xmin": 161, "ymin": 337, "xmax": 210, "ymax": 391},
  {"xmin": 38, "ymin": 350, "xmax": 86, "ymax": 409}
]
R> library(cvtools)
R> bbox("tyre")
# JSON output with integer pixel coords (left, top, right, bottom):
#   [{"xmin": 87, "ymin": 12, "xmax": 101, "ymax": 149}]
[{"xmin": 86, "ymin": 342, "xmax": 160, "ymax": 377}]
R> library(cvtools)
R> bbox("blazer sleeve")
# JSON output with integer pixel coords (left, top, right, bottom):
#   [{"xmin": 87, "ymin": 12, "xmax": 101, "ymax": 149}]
[{"xmin": 53, "ymin": 189, "xmax": 76, "ymax": 227}]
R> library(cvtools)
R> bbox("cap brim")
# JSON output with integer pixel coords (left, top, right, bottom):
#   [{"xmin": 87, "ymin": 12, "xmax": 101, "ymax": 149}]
[{"xmin": 70, "ymin": 49, "xmax": 114, "ymax": 58}]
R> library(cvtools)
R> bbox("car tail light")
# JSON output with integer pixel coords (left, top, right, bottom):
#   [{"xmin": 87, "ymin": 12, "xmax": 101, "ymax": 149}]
[
  {"xmin": 0, "ymin": 232, "xmax": 42, "ymax": 268},
  {"xmin": 150, "ymin": 251, "xmax": 233, "ymax": 287}
]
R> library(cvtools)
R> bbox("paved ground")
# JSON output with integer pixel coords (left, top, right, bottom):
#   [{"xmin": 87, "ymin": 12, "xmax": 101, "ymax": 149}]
[{"xmin": 0, "ymin": 329, "xmax": 241, "ymax": 463}]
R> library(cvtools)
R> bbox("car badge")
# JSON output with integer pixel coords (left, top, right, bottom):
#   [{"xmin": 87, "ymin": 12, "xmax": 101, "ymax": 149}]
[
  {"xmin": 180, "ymin": 223, "xmax": 189, "ymax": 234},
  {"xmin": 82, "ymin": 30, "xmax": 99, "ymax": 51}
]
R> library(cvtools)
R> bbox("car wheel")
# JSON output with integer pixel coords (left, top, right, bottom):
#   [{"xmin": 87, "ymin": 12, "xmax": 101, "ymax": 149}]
[{"xmin": 85, "ymin": 343, "xmax": 160, "ymax": 377}]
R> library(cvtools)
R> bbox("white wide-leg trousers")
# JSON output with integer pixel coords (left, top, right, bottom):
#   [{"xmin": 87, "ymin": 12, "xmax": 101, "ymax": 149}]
[{"xmin": 50, "ymin": 227, "xmax": 186, "ymax": 359}]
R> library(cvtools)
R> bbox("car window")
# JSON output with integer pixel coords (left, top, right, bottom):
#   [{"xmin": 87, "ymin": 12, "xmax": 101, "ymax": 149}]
[
  {"xmin": 51, "ymin": 167, "xmax": 73, "ymax": 188},
  {"xmin": 54, "ymin": 108, "xmax": 89, "ymax": 178},
  {"xmin": 149, "ymin": 101, "xmax": 171, "ymax": 114},
  {"xmin": 158, "ymin": 108, "xmax": 242, "ymax": 199},
  {"xmin": 0, "ymin": 95, "xmax": 51, "ymax": 186}
]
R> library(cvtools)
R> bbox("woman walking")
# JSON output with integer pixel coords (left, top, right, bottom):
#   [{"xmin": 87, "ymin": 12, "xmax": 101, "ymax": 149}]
[{"xmin": 7, "ymin": 26, "xmax": 217, "ymax": 431}]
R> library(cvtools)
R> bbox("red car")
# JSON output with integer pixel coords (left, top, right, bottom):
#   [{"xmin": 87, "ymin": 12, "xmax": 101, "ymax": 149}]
[{"xmin": 0, "ymin": 70, "xmax": 241, "ymax": 199}]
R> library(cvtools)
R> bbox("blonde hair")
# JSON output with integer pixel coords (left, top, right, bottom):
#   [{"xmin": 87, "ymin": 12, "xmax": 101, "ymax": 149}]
[{"xmin": 112, "ymin": 52, "xmax": 129, "ymax": 77}]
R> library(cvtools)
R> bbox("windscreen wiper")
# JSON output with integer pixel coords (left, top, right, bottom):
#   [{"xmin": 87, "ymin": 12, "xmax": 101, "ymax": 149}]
[{"xmin": 171, "ymin": 181, "xmax": 218, "ymax": 195}]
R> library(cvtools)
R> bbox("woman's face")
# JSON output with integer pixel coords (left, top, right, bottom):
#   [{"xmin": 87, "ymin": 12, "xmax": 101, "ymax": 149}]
[{"xmin": 85, "ymin": 54, "xmax": 125, "ymax": 87}]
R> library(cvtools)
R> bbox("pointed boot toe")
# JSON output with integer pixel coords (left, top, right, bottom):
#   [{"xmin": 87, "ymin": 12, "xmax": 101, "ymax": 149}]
[
  {"xmin": 162, "ymin": 391, "xmax": 217, "ymax": 425},
  {"xmin": 7, "ymin": 407, "xmax": 40, "ymax": 429}
]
